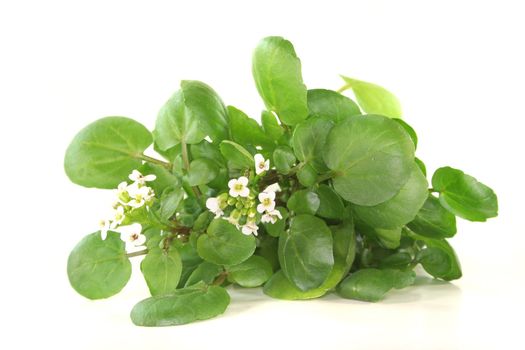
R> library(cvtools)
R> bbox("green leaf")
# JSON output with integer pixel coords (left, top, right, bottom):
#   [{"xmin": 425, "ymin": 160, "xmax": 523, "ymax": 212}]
[
  {"xmin": 67, "ymin": 231, "xmax": 131, "ymax": 299},
  {"xmin": 158, "ymin": 187, "xmax": 184, "ymax": 222},
  {"xmin": 307, "ymin": 89, "xmax": 360, "ymax": 122},
  {"xmin": 353, "ymin": 165, "xmax": 428, "ymax": 229},
  {"xmin": 184, "ymin": 261, "xmax": 223, "ymax": 287},
  {"xmin": 292, "ymin": 118, "xmax": 333, "ymax": 172},
  {"xmin": 139, "ymin": 162, "xmax": 180, "ymax": 195},
  {"xmin": 130, "ymin": 283, "xmax": 230, "ymax": 326},
  {"xmin": 273, "ymin": 146, "xmax": 296, "ymax": 175},
  {"xmin": 415, "ymin": 157, "xmax": 427, "ymax": 176},
  {"xmin": 323, "ymin": 114, "xmax": 415, "ymax": 206},
  {"xmin": 252, "ymin": 36, "xmax": 308, "ymax": 125},
  {"xmin": 261, "ymin": 110, "xmax": 284, "ymax": 141},
  {"xmin": 340, "ymin": 76, "xmax": 402, "ymax": 118},
  {"xmin": 219, "ymin": 140, "xmax": 254, "ymax": 170},
  {"xmin": 226, "ymin": 255, "xmax": 273, "ymax": 287},
  {"xmin": 296, "ymin": 163, "xmax": 317, "ymax": 187},
  {"xmin": 374, "ymin": 227, "xmax": 402, "ymax": 249},
  {"xmin": 228, "ymin": 106, "xmax": 273, "ymax": 149},
  {"xmin": 278, "ymin": 214, "xmax": 334, "ymax": 291},
  {"xmin": 197, "ymin": 219, "xmax": 256, "ymax": 265},
  {"xmin": 432, "ymin": 166, "xmax": 498, "ymax": 222},
  {"xmin": 190, "ymin": 141, "xmax": 226, "ymax": 167},
  {"xmin": 263, "ymin": 207, "xmax": 288, "ymax": 237},
  {"xmin": 287, "ymin": 189, "xmax": 320, "ymax": 215},
  {"xmin": 337, "ymin": 268, "xmax": 415, "ymax": 302},
  {"xmin": 408, "ymin": 195, "xmax": 457, "ymax": 239},
  {"xmin": 177, "ymin": 243, "xmax": 203, "ymax": 288},
  {"xmin": 187, "ymin": 158, "xmax": 219, "ymax": 186},
  {"xmin": 315, "ymin": 184, "xmax": 345, "ymax": 220},
  {"xmin": 393, "ymin": 118, "xmax": 417, "ymax": 149},
  {"xmin": 141, "ymin": 247, "xmax": 182, "ymax": 296},
  {"xmin": 64, "ymin": 117, "xmax": 152, "ymax": 189}
]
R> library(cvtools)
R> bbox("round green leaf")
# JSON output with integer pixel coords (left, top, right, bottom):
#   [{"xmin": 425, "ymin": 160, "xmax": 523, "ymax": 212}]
[
  {"xmin": 353, "ymin": 165, "xmax": 428, "ymax": 229},
  {"xmin": 273, "ymin": 146, "xmax": 296, "ymax": 175},
  {"xmin": 64, "ymin": 117, "xmax": 152, "ymax": 189},
  {"xmin": 307, "ymin": 89, "xmax": 361, "ymax": 122},
  {"xmin": 67, "ymin": 231, "xmax": 131, "ymax": 300},
  {"xmin": 226, "ymin": 256, "xmax": 273, "ymax": 287},
  {"xmin": 187, "ymin": 158, "xmax": 219, "ymax": 186},
  {"xmin": 252, "ymin": 36, "xmax": 308, "ymax": 125},
  {"xmin": 278, "ymin": 214, "xmax": 334, "ymax": 291},
  {"xmin": 292, "ymin": 118, "xmax": 334, "ymax": 172},
  {"xmin": 432, "ymin": 166, "xmax": 498, "ymax": 222},
  {"xmin": 184, "ymin": 261, "xmax": 223, "ymax": 287},
  {"xmin": 130, "ymin": 283, "xmax": 230, "ymax": 327},
  {"xmin": 297, "ymin": 163, "xmax": 317, "ymax": 187},
  {"xmin": 197, "ymin": 219, "xmax": 256, "ymax": 265},
  {"xmin": 316, "ymin": 184, "xmax": 345, "ymax": 220},
  {"xmin": 141, "ymin": 247, "xmax": 182, "ymax": 296},
  {"xmin": 323, "ymin": 114, "xmax": 415, "ymax": 206},
  {"xmin": 287, "ymin": 189, "xmax": 320, "ymax": 215},
  {"xmin": 393, "ymin": 118, "xmax": 418, "ymax": 149},
  {"xmin": 408, "ymin": 195, "xmax": 457, "ymax": 239}
]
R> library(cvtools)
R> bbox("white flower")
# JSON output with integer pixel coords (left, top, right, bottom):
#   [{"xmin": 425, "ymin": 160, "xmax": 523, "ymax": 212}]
[
  {"xmin": 119, "ymin": 223, "xmax": 146, "ymax": 248},
  {"xmin": 241, "ymin": 221, "xmax": 259, "ymax": 236},
  {"xmin": 261, "ymin": 209, "xmax": 283, "ymax": 224},
  {"xmin": 110, "ymin": 206, "xmax": 126, "ymax": 228},
  {"xmin": 127, "ymin": 185, "xmax": 155, "ymax": 208},
  {"xmin": 99, "ymin": 219, "xmax": 110, "ymax": 240},
  {"xmin": 222, "ymin": 216, "xmax": 240, "ymax": 228},
  {"xmin": 264, "ymin": 183, "xmax": 281, "ymax": 193},
  {"xmin": 129, "ymin": 169, "xmax": 156, "ymax": 185},
  {"xmin": 254, "ymin": 154, "xmax": 270, "ymax": 175},
  {"xmin": 257, "ymin": 191, "xmax": 276, "ymax": 213},
  {"xmin": 117, "ymin": 181, "xmax": 129, "ymax": 195},
  {"xmin": 228, "ymin": 176, "xmax": 250, "ymax": 198},
  {"xmin": 206, "ymin": 197, "xmax": 224, "ymax": 218}
]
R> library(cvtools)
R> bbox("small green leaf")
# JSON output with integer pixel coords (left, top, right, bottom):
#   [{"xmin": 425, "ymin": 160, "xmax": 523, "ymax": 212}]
[
  {"xmin": 197, "ymin": 219, "xmax": 256, "ymax": 265},
  {"xmin": 226, "ymin": 256, "xmax": 273, "ymax": 287},
  {"xmin": 307, "ymin": 89, "xmax": 360, "ymax": 122},
  {"xmin": 187, "ymin": 158, "xmax": 219, "ymax": 186},
  {"xmin": 353, "ymin": 165, "xmax": 428, "ymax": 229},
  {"xmin": 184, "ymin": 261, "xmax": 223, "ymax": 287},
  {"xmin": 67, "ymin": 231, "xmax": 131, "ymax": 300},
  {"xmin": 139, "ymin": 163, "xmax": 180, "ymax": 195},
  {"xmin": 228, "ymin": 106, "xmax": 273, "ymax": 149},
  {"xmin": 323, "ymin": 114, "xmax": 414, "ymax": 205},
  {"xmin": 130, "ymin": 283, "xmax": 230, "ymax": 326},
  {"xmin": 261, "ymin": 110, "xmax": 284, "ymax": 141},
  {"xmin": 340, "ymin": 76, "xmax": 402, "ymax": 118},
  {"xmin": 297, "ymin": 163, "xmax": 317, "ymax": 187},
  {"xmin": 190, "ymin": 141, "xmax": 226, "ymax": 167},
  {"xmin": 374, "ymin": 227, "xmax": 402, "ymax": 249},
  {"xmin": 315, "ymin": 184, "xmax": 345, "ymax": 220},
  {"xmin": 432, "ymin": 166, "xmax": 498, "ymax": 222},
  {"xmin": 273, "ymin": 146, "xmax": 296, "ymax": 175},
  {"xmin": 252, "ymin": 36, "xmax": 308, "ymax": 125},
  {"xmin": 158, "ymin": 187, "xmax": 184, "ymax": 222},
  {"xmin": 141, "ymin": 247, "xmax": 182, "ymax": 296},
  {"xmin": 219, "ymin": 140, "xmax": 254, "ymax": 170},
  {"xmin": 278, "ymin": 214, "xmax": 334, "ymax": 291},
  {"xmin": 393, "ymin": 118, "xmax": 417, "ymax": 149},
  {"xmin": 64, "ymin": 117, "xmax": 152, "ymax": 189},
  {"xmin": 292, "ymin": 118, "xmax": 333, "ymax": 172},
  {"xmin": 287, "ymin": 189, "xmax": 320, "ymax": 215},
  {"xmin": 408, "ymin": 195, "xmax": 457, "ymax": 239}
]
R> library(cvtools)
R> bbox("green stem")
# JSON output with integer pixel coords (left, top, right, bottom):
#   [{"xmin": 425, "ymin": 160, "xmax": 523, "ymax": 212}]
[
  {"xmin": 316, "ymin": 171, "xmax": 337, "ymax": 183},
  {"xmin": 138, "ymin": 154, "xmax": 171, "ymax": 169},
  {"xmin": 336, "ymin": 83, "xmax": 352, "ymax": 93},
  {"xmin": 126, "ymin": 248, "xmax": 148, "ymax": 258},
  {"xmin": 212, "ymin": 272, "xmax": 228, "ymax": 286},
  {"xmin": 181, "ymin": 141, "xmax": 201, "ymax": 198}
]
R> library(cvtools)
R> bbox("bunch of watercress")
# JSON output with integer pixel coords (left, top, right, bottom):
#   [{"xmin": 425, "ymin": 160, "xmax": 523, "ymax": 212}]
[{"xmin": 65, "ymin": 36, "xmax": 498, "ymax": 326}]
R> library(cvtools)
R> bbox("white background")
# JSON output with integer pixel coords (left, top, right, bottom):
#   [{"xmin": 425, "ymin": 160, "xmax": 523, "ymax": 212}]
[{"xmin": 1, "ymin": 0, "xmax": 524, "ymax": 349}]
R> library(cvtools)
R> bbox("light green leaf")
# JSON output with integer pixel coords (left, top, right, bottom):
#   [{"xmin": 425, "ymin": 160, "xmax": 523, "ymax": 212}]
[
  {"xmin": 226, "ymin": 255, "xmax": 273, "ymax": 287},
  {"xmin": 141, "ymin": 247, "xmax": 182, "ymax": 296},
  {"xmin": 261, "ymin": 110, "xmax": 284, "ymax": 141},
  {"xmin": 354, "ymin": 165, "xmax": 428, "ymax": 229},
  {"xmin": 228, "ymin": 106, "xmax": 273, "ymax": 149},
  {"xmin": 64, "ymin": 117, "xmax": 152, "ymax": 189},
  {"xmin": 307, "ymin": 89, "xmax": 360, "ymax": 122},
  {"xmin": 296, "ymin": 163, "xmax": 317, "ymax": 187},
  {"xmin": 278, "ymin": 214, "xmax": 334, "ymax": 291},
  {"xmin": 219, "ymin": 140, "xmax": 254, "ymax": 170},
  {"xmin": 197, "ymin": 219, "xmax": 256, "ymax": 265},
  {"xmin": 158, "ymin": 187, "xmax": 184, "ymax": 222},
  {"xmin": 187, "ymin": 158, "xmax": 219, "ymax": 186},
  {"xmin": 130, "ymin": 283, "xmax": 230, "ymax": 326},
  {"xmin": 323, "ymin": 114, "xmax": 414, "ymax": 205},
  {"xmin": 67, "ymin": 231, "xmax": 131, "ymax": 300},
  {"xmin": 273, "ymin": 146, "xmax": 296, "ymax": 175},
  {"xmin": 432, "ymin": 166, "xmax": 498, "ymax": 222},
  {"xmin": 374, "ymin": 227, "xmax": 402, "ymax": 249},
  {"xmin": 316, "ymin": 184, "xmax": 345, "ymax": 220},
  {"xmin": 252, "ymin": 36, "xmax": 308, "ymax": 125},
  {"xmin": 393, "ymin": 118, "xmax": 417, "ymax": 149},
  {"xmin": 287, "ymin": 189, "xmax": 320, "ymax": 215},
  {"xmin": 408, "ymin": 194, "xmax": 457, "ymax": 239},
  {"xmin": 292, "ymin": 118, "xmax": 334, "ymax": 172},
  {"xmin": 340, "ymin": 76, "xmax": 402, "ymax": 118}
]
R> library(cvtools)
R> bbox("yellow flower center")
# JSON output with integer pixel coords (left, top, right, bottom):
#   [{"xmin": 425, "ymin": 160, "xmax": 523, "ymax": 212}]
[
  {"xmin": 263, "ymin": 198, "xmax": 272, "ymax": 206},
  {"xmin": 234, "ymin": 183, "xmax": 244, "ymax": 191}
]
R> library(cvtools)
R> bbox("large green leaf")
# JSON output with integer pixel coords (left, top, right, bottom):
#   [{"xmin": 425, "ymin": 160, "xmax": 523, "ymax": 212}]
[
  {"xmin": 315, "ymin": 184, "xmax": 345, "ymax": 220},
  {"xmin": 323, "ymin": 114, "xmax": 414, "ymax": 205},
  {"xmin": 408, "ymin": 194, "xmax": 457, "ymax": 239},
  {"xmin": 273, "ymin": 146, "xmax": 296, "ymax": 175},
  {"xmin": 197, "ymin": 219, "xmax": 256, "ymax": 265},
  {"xmin": 287, "ymin": 189, "xmax": 320, "ymax": 215},
  {"xmin": 141, "ymin": 247, "xmax": 182, "ymax": 296},
  {"xmin": 432, "ymin": 166, "xmax": 498, "ymax": 222},
  {"xmin": 184, "ymin": 261, "xmax": 223, "ymax": 287},
  {"xmin": 292, "ymin": 118, "xmax": 334, "ymax": 172},
  {"xmin": 226, "ymin": 255, "xmax": 273, "ymax": 287},
  {"xmin": 187, "ymin": 158, "xmax": 219, "ymax": 186},
  {"xmin": 340, "ymin": 76, "xmax": 402, "ymax": 118},
  {"xmin": 64, "ymin": 117, "xmax": 152, "ymax": 189},
  {"xmin": 130, "ymin": 283, "xmax": 230, "ymax": 326},
  {"xmin": 307, "ymin": 89, "xmax": 361, "ymax": 122},
  {"xmin": 354, "ymin": 165, "xmax": 428, "ymax": 229},
  {"xmin": 278, "ymin": 214, "xmax": 334, "ymax": 291},
  {"xmin": 67, "ymin": 231, "xmax": 131, "ymax": 299},
  {"xmin": 252, "ymin": 36, "xmax": 308, "ymax": 125}
]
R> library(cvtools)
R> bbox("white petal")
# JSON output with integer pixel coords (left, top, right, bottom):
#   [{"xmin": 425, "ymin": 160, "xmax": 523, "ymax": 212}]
[
  {"xmin": 134, "ymin": 234, "xmax": 147, "ymax": 246},
  {"xmin": 266, "ymin": 191, "xmax": 275, "ymax": 200},
  {"xmin": 129, "ymin": 170, "xmax": 142, "ymax": 182},
  {"xmin": 257, "ymin": 204, "xmax": 266, "ymax": 213},
  {"xmin": 264, "ymin": 183, "xmax": 281, "ymax": 193},
  {"xmin": 206, "ymin": 197, "xmax": 219, "ymax": 211},
  {"xmin": 264, "ymin": 159, "xmax": 270, "ymax": 170},
  {"xmin": 239, "ymin": 187, "xmax": 250, "ymax": 198},
  {"xmin": 229, "ymin": 188, "xmax": 239, "ymax": 197},
  {"xmin": 238, "ymin": 176, "xmax": 249, "ymax": 186},
  {"xmin": 254, "ymin": 153, "xmax": 265, "ymax": 164},
  {"xmin": 261, "ymin": 214, "xmax": 272, "ymax": 223},
  {"xmin": 255, "ymin": 166, "xmax": 264, "ymax": 175},
  {"xmin": 241, "ymin": 225, "xmax": 252, "ymax": 235},
  {"xmin": 228, "ymin": 179, "xmax": 237, "ymax": 189},
  {"xmin": 143, "ymin": 174, "xmax": 157, "ymax": 182}
]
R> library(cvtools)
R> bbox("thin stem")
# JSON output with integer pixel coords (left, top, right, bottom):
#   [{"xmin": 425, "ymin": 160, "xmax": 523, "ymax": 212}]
[
  {"xmin": 316, "ymin": 171, "xmax": 337, "ymax": 183},
  {"xmin": 212, "ymin": 272, "xmax": 228, "ymax": 286},
  {"xmin": 181, "ymin": 141, "xmax": 201, "ymax": 198},
  {"xmin": 138, "ymin": 154, "xmax": 171, "ymax": 169},
  {"xmin": 126, "ymin": 248, "xmax": 148, "ymax": 258}
]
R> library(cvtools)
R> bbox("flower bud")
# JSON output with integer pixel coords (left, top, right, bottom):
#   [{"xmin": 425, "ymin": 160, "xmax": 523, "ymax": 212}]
[{"xmin": 231, "ymin": 209, "xmax": 242, "ymax": 220}]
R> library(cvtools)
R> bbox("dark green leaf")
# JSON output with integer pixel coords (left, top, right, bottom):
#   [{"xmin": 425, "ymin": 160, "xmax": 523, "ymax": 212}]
[
  {"xmin": 67, "ymin": 231, "xmax": 131, "ymax": 299},
  {"xmin": 184, "ymin": 262, "xmax": 223, "ymax": 287},
  {"xmin": 273, "ymin": 146, "xmax": 296, "ymax": 175},
  {"xmin": 64, "ymin": 117, "xmax": 152, "ymax": 189},
  {"xmin": 187, "ymin": 158, "xmax": 219, "ymax": 186},
  {"xmin": 307, "ymin": 89, "xmax": 360, "ymax": 122},
  {"xmin": 226, "ymin": 256, "xmax": 273, "ymax": 287},
  {"xmin": 296, "ymin": 163, "xmax": 317, "ymax": 187},
  {"xmin": 287, "ymin": 189, "xmax": 320, "ymax": 215},
  {"xmin": 292, "ymin": 118, "xmax": 333, "ymax": 172},
  {"xmin": 408, "ymin": 194, "xmax": 457, "ymax": 239},
  {"xmin": 141, "ymin": 247, "xmax": 182, "ymax": 296},
  {"xmin": 316, "ymin": 184, "xmax": 345, "ymax": 220},
  {"xmin": 219, "ymin": 140, "xmax": 254, "ymax": 170}
]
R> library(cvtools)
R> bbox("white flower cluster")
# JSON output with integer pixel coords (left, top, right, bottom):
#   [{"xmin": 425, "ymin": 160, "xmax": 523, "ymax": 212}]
[
  {"xmin": 99, "ymin": 170, "xmax": 156, "ymax": 250},
  {"xmin": 206, "ymin": 154, "xmax": 282, "ymax": 236}
]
